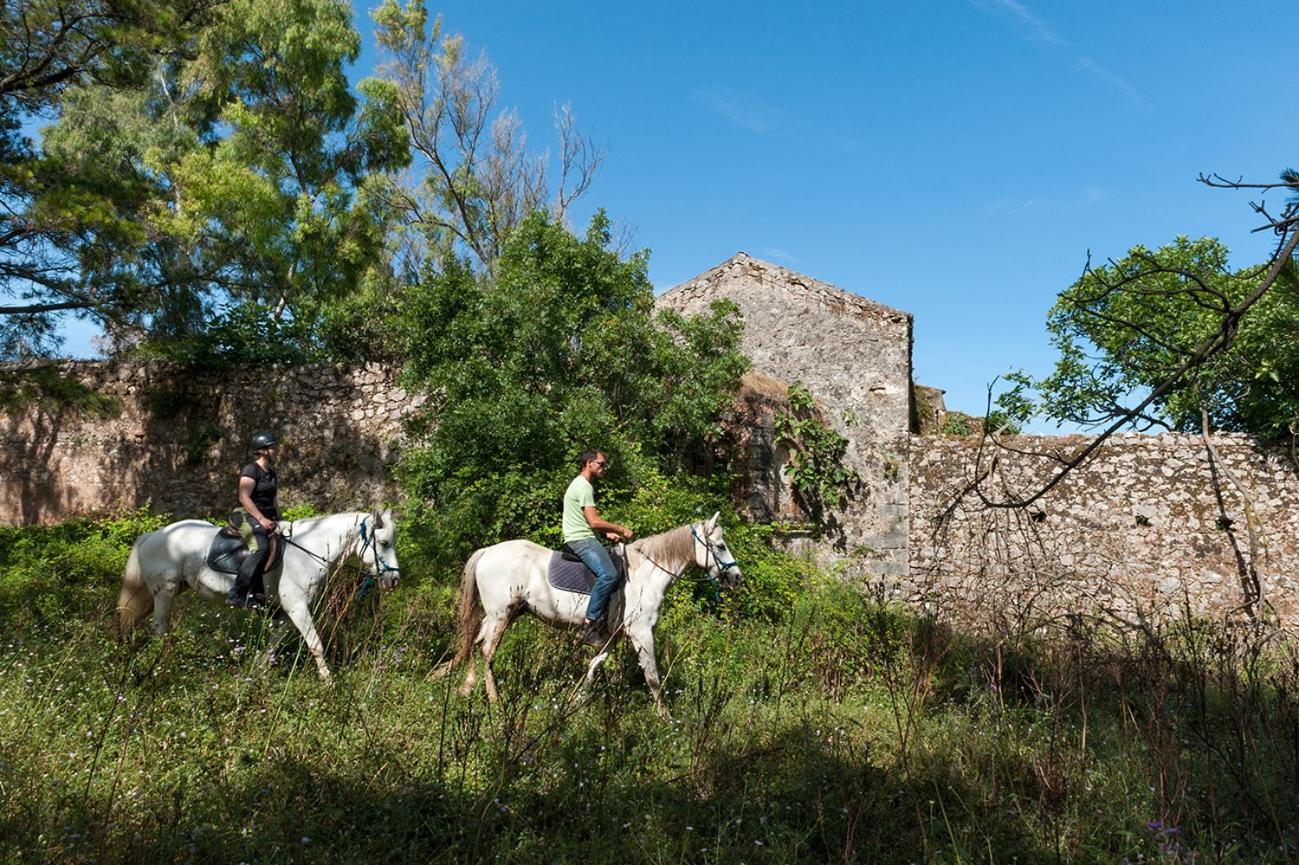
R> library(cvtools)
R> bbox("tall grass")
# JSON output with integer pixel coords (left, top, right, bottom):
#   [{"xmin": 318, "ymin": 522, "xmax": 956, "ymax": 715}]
[{"xmin": 2, "ymin": 514, "xmax": 1298, "ymax": 863}]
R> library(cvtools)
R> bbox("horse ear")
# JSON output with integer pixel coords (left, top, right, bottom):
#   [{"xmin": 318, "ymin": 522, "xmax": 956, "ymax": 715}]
[
  {"xmin": 707, "ymin": 511, "xmax": 720, "ymax": 531},
  {"xmin": 371, "ymin": 509, "xmax": 384, "ymax": 529}
]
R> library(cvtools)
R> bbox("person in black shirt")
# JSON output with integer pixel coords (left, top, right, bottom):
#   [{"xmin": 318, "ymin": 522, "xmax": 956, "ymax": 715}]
[{"xmin": 225, "ymin": 431, "xmax": 281, "ymax": 608}]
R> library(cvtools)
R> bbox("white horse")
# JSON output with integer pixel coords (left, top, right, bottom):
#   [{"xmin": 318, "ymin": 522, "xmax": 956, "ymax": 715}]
[
  {"xmin": 116, "ymin": 510, "xmax": 401, "ymax": 680},
  {"xmin": 434, "ymin": 512, "xmax": 741, "ymax": 715}
]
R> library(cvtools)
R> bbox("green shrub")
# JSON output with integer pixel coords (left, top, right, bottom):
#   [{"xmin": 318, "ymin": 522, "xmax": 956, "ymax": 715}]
[
  {"xmin": 0, "ymin": 509, "xmax": 167, "ymax": 628},
  {"xmin": 7, "ymin": 512, "xmax": 1299, "ymax": 862}
]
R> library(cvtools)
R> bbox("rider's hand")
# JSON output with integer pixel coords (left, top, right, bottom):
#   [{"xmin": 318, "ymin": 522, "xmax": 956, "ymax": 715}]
[
  {"xmin": 260, "ymin": 517, "xmax": 277, "ymax": 532},
  {"xmin": 605, "ymin": 531, "xmax": 621, "ymax": 543},
  {"xmin": 621, "ymin": 527, "xmax": 634, "ymax": 541}
]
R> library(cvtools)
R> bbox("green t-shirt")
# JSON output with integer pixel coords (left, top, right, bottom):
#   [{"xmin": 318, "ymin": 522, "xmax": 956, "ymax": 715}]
[{"xmin": 562, "ymin": 475, "xmax": 596, "ymax": 542}]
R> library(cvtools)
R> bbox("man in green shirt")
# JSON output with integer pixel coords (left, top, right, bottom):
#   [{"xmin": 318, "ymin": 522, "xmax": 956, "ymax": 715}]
[{"xmin": 563, "ymin": 449, "xmax": 634, "ymax": 641}]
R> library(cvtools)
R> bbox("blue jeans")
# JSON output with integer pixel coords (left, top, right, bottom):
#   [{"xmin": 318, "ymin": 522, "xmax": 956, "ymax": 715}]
[{"xmin": 569, "ymin": 538, "xmax": 620, "ymax": 623}]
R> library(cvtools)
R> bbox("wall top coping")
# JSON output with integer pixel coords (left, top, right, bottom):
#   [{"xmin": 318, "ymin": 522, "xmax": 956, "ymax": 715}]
[
  {"xmin": 0, "ymin": 359, "xmax": 397, "ymax": 374},
  {"xmin": 659, "ymin": 251, "xmax": 913, "ymax": 324},
  {"xmin": 912, "ymin": 430, "xmax": 1286, "ymax": 450}
]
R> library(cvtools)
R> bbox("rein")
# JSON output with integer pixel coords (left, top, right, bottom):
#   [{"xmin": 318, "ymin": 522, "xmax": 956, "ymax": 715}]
[{"xmin": 274, "ymin": 517, "xmax": 401, "ymax": 590}]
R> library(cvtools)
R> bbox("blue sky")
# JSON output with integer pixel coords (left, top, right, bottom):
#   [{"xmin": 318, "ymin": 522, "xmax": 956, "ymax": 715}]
[{"xmin": 61, "ymin": 1, "xmax": 1299, "ymax": 428}]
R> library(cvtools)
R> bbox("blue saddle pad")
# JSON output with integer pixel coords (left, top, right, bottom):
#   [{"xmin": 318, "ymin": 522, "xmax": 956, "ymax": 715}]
[{"xmin": 547, "ymin": 549, "xmax": 626, "ymax": 595}]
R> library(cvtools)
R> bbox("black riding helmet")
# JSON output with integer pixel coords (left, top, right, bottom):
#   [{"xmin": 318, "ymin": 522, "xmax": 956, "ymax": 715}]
[{"xmin": 249, "ymin": 431, "xmax": 279, "ymax": 453}]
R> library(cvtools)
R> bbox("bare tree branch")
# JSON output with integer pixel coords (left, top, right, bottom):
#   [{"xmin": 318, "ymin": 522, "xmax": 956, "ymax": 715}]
[
  {"xmin": 369, "ymin": 5, "xmax": 604, "ymax": 274},
  {"xmin": 951, "ymin": 222, "xmax": 1299, "ymax": 513}
]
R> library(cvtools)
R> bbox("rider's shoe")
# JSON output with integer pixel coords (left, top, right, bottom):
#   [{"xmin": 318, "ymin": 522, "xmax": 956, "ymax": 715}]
[
  {"xmin": 577, "ymin": 619, "xmax": 609, "ymax": 648},
  {"xmin": 225, "ymin": 591, "xmax": 258, "ymax": 609}
]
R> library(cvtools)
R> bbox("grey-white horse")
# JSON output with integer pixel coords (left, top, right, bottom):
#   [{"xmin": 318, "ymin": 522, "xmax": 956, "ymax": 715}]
[
  {"xmin": 434, "ymin": 513, "xmax": 741, "ymax": 714},
  {"xmin": 116, "ymin": 510, "xmax": 400, "ymax": 680}
]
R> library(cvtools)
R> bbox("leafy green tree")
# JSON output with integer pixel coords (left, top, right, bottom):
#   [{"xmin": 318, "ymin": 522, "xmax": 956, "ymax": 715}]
[
  {"xmin": 399, "ymin": 211, "xmax": 749, "ymax": 568},
  {"xmin": 1006, "ymin": 235, "xmax": 1299, "ymax": 439},
  {"xmin": 168, "ymin": 0, "xmax": 408, "ymax": 317},
  {"xmin": 0, "ymin": 0, "xmax": 220, "ymax": 357},
  {"xmin": 3, "ymin": 0, "xmax": 410, "ymax": 362}
]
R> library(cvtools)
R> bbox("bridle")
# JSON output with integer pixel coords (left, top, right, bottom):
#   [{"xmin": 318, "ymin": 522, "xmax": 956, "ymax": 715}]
[
  {"xmin": 357, "ymin": 516, "xmax": 402, "ymax": 589},
  {"xmin": 690, "ymin": 524, "xmax": 741, "ymax": 585}
]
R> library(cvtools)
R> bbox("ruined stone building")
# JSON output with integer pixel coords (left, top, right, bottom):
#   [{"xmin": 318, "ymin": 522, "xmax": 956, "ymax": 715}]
[
  {"xmin": 657, "ymin": 253, "xmax": 912, "ymax": 580},
  {"xmin": 663, "ymin": 253, "xmax": 1299, "ymax": 626}
]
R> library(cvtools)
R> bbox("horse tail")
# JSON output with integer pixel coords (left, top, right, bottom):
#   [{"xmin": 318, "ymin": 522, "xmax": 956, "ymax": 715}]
[
  {"xmin": 431, "ymin": 547, "xmax": 486, "ymax": 679},
  {"xmin": 116, "ymin": 537, "xmax": 153, "ymax": 640}
]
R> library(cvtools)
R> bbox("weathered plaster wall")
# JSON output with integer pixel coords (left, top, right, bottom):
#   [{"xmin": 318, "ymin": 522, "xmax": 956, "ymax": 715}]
[
  {"xmin": 658, "ymin": 253, "xmax": 913, "ymax": 577},
  {"xmin": 0, "ymin": 362, "xmax": 414, "ymax": 523},
  {"xmin": 909, "ymin": 433, "xmax": 1299, "ymax": 625}
]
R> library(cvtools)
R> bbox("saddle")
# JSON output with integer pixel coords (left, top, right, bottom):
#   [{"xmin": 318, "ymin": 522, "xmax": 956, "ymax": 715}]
[
  {"xmin": 548, "ymin": 543, "xmax": 627, "ymax": 595},
  {"xmin": 205, "ymin": 524, "xmax": 285, "ymax": 579}
]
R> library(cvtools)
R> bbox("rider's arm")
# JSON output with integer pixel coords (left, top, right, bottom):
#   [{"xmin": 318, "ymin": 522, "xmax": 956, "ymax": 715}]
[
  {"xmin": 583, "ymin": 506, "xmax": 633, "ymax": 541},
  {"xmin": 239, "ymin": 476, "xmax": 276, "ymax": 531}
]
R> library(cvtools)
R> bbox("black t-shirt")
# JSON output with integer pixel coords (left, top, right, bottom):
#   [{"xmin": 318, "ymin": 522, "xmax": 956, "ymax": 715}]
[{"xmin": 240, "ymin": 462, "xmax": 279, "ymax": 520}]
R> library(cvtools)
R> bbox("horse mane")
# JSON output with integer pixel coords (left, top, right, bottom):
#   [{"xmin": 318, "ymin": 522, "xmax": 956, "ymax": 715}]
[
  {"xmin": 289, "ymin": 511, "xmax": 362, "ymax": 530},
  {"xmin": 630, "ymin": 523, "xmax": 694, "ymax": 564}
]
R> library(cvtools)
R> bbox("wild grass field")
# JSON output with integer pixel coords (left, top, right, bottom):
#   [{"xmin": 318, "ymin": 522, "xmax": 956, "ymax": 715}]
[{"xmin": 2, "ymin": 512, "xmax": 1298, "ymax": 864}]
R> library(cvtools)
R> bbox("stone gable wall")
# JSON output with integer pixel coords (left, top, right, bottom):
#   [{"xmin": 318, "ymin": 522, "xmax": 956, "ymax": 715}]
[
  {"xmin": 1, "ymin": 361, "xmax": 414, "ymax": 523},
  {"xmin": 658, "ymin": 253, "xmax": 913, "ymax": 577},
  {"xmin": 908, "ymin": 433, "xmax": 1299, "ymax": 625}
]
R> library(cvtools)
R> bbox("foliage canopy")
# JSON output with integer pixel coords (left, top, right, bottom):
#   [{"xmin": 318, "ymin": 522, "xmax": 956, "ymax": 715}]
[
  {"xmin": 1004, "ymin": 235, "xmax": 1299, "ymax": 439},
  {"xmin": 398, "ymin": 211, "xmax": 749, "ymax": 567}
]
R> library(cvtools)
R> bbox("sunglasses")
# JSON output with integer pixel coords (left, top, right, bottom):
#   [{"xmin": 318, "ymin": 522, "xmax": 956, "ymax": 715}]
[{"xmin": 592, "ymin": 460, "xmax": 608, "ymax": 468}]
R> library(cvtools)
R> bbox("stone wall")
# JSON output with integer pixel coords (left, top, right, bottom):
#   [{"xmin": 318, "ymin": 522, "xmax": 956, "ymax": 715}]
[
  {"xmin": 909, "ymin": 432, "xmax": 1299, "ymax": 626},
  {"xmin": 14, "ymin": 257, "xmax": 1299, "ymax": 628},
  {"xmin": 1, "ymin": 362, "xmax": 414, "ymax": 523},
  {"xmin": 658, "ymin": 253, "xmax": 913, "ymax": 577}
]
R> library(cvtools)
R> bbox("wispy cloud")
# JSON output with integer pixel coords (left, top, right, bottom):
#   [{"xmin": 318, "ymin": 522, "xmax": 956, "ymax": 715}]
[
  {"xmin": 763, "ymin": 248, "xmax": 799, "ymax": 264},
  {"xmin": 692, "ymin": 85, "xmax": 776, "ymax": 133},
  {"xmin": 1074, "ymin": 56, "xmax": 1144, "ymax": 104},
  {"xmin": 984, "ymin": 186, "xmax": 1111, "ymax": 214},
  {"xmin": 973, "ymin": 0, "xmax": 1066, "ymax": 46},
  {"xmin": 972, "ymin": 0, "xmax": 1146, "ymax": 103}
]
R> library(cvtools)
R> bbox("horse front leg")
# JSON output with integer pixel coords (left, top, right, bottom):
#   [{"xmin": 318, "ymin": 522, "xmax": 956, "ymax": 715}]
[
  {"xmin": 627, "ymin": 622, "xmax": 668, "ymax": 717},
  {"xmin": 281, "ymin": 595, "xmax": 332, "ymax": 681},
  {"xmin": 583, "ymin": 632, "xmax": 620, "ymax": 686}
]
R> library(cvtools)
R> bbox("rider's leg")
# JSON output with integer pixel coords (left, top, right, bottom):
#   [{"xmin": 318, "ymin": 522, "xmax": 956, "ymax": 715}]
[
  {"xmin": 227, "ymin": 519, "xmax": 269, "ymax": 605},
  {"xmin": 254, "ymin": 535, "xmax": 279, "ymax": 599},
  {"xmin": 571, "ymin": 539, "xmax": 619, "ymax": 631}
]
